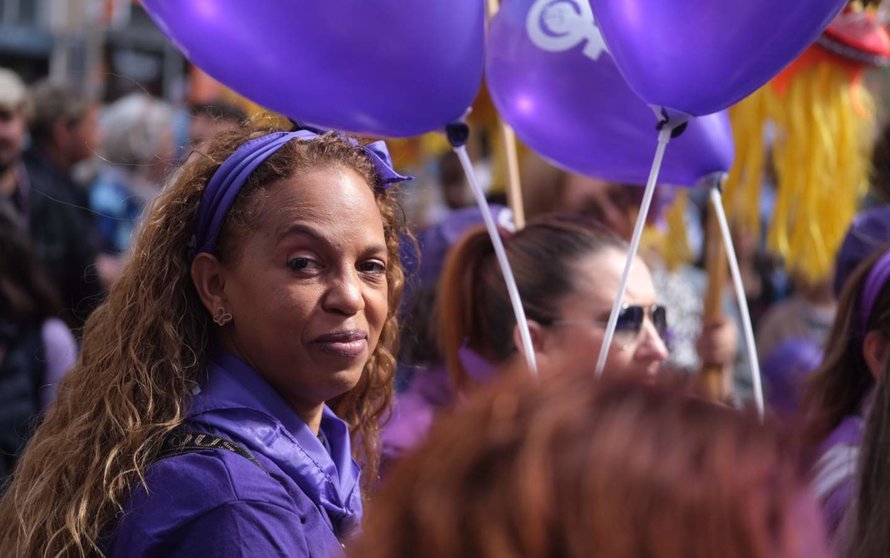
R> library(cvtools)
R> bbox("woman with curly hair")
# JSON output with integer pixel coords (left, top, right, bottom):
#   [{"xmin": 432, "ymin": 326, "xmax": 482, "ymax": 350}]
[{"xmin": 0, "ymin": 121, "xmax": 409, "ymax": 557}]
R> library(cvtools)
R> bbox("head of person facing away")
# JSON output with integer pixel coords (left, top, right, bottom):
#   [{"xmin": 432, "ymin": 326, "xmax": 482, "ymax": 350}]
[
  {"xmin": 801, "ymin": 245, "xmax": 890, "ymax": 450},
  {"xmin": 99, "ymin": 93, "xmax": 176, "ymax": 185},
  {"xmin": 0, "ymin": 120, "xmax": 406, "ymax": 557},
  {"xmin": 188, "ymin": 100, "xmax": 247, "ymax": 154},
  {"xmin": 28, "ymin": 78, "xmax": 100, "ymax": 172},
  {"xmin": 521, "ymin": 153, "xmax": 648, "ymax": 241},
  {"xmin": 834, "ymin": 249, "xmax": 890, "ymax": 558},
  {"xmin": 438, "ymin": 214, "xmax": 669, "ymax": 393},
  {"xmin": 357, "ymin": 370, "xmax": 829, "ymax": 558}
]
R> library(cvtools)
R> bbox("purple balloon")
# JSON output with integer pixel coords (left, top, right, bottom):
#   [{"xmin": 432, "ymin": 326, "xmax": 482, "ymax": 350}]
[
  {"xmin": 589, "ymin": 0, "xmax": 845, "ymax": 116},
  {"xmin": 487, "ymin": 0, "xmax": 733, "ymax": 186},
  {"xmin": 142, "ymin": 1, "xmax": 485, "ymax": 137}
]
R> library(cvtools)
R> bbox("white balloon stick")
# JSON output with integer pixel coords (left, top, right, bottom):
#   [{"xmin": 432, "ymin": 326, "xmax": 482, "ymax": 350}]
[
  {"xmin": 453, "ymin": 145, "xmax": 539, "ymax": 377},
  {"xmin": 595, "ymin": 125, "xmax": 673, "ymax": 376},
  {"xmin": 709, "ymin": 185, "xmax": 765, "ymax": 419}
]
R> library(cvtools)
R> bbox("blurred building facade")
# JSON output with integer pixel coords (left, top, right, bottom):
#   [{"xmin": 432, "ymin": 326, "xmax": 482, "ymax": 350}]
[{"xmin": 0, "ymin": 0, "xmax": 186, "ymax": 102}]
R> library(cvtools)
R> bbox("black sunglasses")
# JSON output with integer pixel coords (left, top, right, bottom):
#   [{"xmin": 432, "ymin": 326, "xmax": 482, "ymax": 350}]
[{"xmin": 551, "ymin": 304, "xmax": 668, "ymax": 341}]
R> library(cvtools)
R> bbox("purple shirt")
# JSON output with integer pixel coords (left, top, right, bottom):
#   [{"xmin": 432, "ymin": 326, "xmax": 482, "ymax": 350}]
[
  {"xmin": 810, "ymin": 414, "xmax": 864, "ymax": 536},
  {"xmin": 381, "ymin": 364, "xmax": 452, "ymax": 470},
  {"xmin": 108, "ymin": 351, "xmax": 362, "ymax": 557},
  {"xmin": 39, "ymin": 318, "xmax": 77, "ymax": 408}
]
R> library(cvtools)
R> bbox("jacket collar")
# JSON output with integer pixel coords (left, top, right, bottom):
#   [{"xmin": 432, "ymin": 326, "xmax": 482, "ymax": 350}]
[{"xmin": 189, "ymin": 350, "xmax": 362, "ymax": 536}]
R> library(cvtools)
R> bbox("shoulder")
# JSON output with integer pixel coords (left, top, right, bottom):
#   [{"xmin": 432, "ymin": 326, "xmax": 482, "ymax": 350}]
[
  {"xmin": 23, "ymin": 152, "xmax": 65, "ymax": 199},
  {"xmin": 132, "ymin": 447, "xmax": 295, "ymax": 513},
  {"xmin": 111, "ymin": 449, "xmax": 307, "ymax": 555},
  {"xmin": 811, "ymin": 417, "xmax": 865, "ymax": 504}
]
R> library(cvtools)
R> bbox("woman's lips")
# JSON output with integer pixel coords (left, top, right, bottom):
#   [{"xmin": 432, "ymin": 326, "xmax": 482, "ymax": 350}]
[{"xmin": 312, "ymin": 330, "xmax": 369, "ymax": 358}]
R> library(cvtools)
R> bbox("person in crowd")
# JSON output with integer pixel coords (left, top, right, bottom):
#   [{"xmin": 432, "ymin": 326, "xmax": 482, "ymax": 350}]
[
  {"xmin": 835, "ymin": 248, "xmax": 890, "ymax": 558},
  {"xmin": 358, "ymin": 371, "xmax": 829, "ymax": 558},
  {"xmin": 382, "ymin": 205, "xmax": 511, "ymax": 470},
  {"xmin": 869, "ymin": 119, "xmax": 890, "ymax": 205},
  {"xmin": 801, "ymin": 245, "xmax": 890, "ymax": 537},
  {"xmin": 384, "ymin": 211, "xmax": 738, "ymax": 469},
  {"xmin": 755, "ymin": 272, "xmax": 836, "ymax": 364},
  {"xmin": 833, "ymin": 206, "xmax": 890, "ymax": 296},
  {"xmin": 24, "ymin": 78, "xmax": 103, "ymax": 332},
  {"xmin": 188, "ymin": 101, "xmax": 247, "ymax": 153},
  {"xmin": 0, "ymin": 207, "xmax": 77, "ymax": 486},
  {"xmin": 439, "ymin": 214, "xmax": 669, "ymax": 391},
  {"xmin": 0, "ymin": 122, "xmax": 410, "ymax": 556},
  {"xmin": 521, "ymin": 157, "xmax": 740, "ymax": 386},
  {"xmin": 761, "ymin": 337, "xmax": 823, "ymax": 418},
  {"xmin": 0, "ymin": 68, "xmax": 32, "ymax": 226},
  {"xmin": 89, "ymin": 93, "xmax": 176, "ymax": 284}
]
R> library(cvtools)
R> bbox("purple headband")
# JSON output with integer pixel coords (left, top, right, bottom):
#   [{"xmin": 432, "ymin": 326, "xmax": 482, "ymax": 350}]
[
  {"xmin": 188, "ymin": 130, "xmax": 411, "ymax": 259},
  {"xmin": 861, "ymin": 249, "xmax": 890, "ymax": 331}
]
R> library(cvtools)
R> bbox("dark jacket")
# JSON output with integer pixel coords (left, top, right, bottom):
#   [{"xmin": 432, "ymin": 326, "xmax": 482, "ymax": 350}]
[
  {"xmin": 0, "ymin": 321, "xmax": 45, "ymax": 485},
  {"xmin": 24, "ymin": 147, "xmax": 102, "ymax": 331}
]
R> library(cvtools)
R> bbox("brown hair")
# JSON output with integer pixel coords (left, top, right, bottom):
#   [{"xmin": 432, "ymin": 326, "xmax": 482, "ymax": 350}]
[
  {"xmin": 846, "ymin": 354, "xmax": 890, "ymax": 558},
  {"xmin": 839, "ymin": 254, "xmax": 890, "ymax": 558},
  {"xmin": 520, "ymin": 154, "xmax": 569, "ymax": 219},
  {"xmin": 800, "ymin": 248, "xmax": 890, "ymax": 449},
  {"xmin": 357, "ymin": 371, "xmax": 806, "ymax": 558},
  {"xmin": 28, "ymin": 79, "xmax": 94, "ymax": 147},
  {"xmin": 0, "ymin": 209, "xmax": 61, "ymax": 326},
  {"xmin": 0, "ymin": 120, "xmax": 404, "ymax": 557},
  {"xmin": 437, "ymin": 214, "xmax": 625, "ymax": 391}
]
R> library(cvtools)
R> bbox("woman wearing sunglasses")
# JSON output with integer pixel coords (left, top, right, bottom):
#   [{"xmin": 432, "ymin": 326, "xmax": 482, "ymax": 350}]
[{"xmin": 438, "ymin": 214, "xmax": 669, "ymax": 388}]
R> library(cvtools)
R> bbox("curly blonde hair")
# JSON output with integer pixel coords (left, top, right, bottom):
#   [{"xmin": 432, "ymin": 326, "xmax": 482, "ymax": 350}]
[{"xmin": 0, "ymin": 121, "xmax": 404, "ymax": 557}]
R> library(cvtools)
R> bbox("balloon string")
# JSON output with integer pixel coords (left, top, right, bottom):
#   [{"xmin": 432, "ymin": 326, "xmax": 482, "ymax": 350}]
[
  {"xmin": 708, "ymin": 185, "xmax": 765, "ymax": 419},
  {"xmin": 452, "ymin": 145, "xmax": 539, "ymax": 377},
  {"xmin": 595, "ymin": 125, "xmax": 673, "ymax": 377}
]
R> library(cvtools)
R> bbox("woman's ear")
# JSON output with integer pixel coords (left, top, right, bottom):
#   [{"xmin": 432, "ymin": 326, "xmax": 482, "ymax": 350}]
[
  {"xmin": 863, "ymin": 331, "xmax": 889, "ymax": 381},
  {"xmin": 190, "ymin": 253, "xmax": 227, "ymax": 316},
  {"xmin": 514, "ymin": 320, "xmax": 554, "ymax": 373}
]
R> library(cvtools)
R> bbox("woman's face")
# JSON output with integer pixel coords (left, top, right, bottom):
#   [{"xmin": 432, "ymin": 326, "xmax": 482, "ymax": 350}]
[
  {"xmin": 219, "ymin": 166, "xmax": 389, "ymax": 412},
  {"xmin": 545, "ymin": 248, "xmax": 668, "ymax": 379}
]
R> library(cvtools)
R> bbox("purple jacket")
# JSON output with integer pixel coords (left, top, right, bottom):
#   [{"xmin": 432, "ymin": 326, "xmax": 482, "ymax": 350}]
[
  {"xmin": 382, "ymin": 364, "xmax": 453, "ymax": 470},
  {"xmin": 108, "ymin": 351, "xmax": 362, "ymax": 557}
]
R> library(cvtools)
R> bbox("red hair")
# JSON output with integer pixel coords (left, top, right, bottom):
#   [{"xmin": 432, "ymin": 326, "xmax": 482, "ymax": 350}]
[{"xmin": 357, "ymin": 371, "xmax": 808, "ymax": 558}]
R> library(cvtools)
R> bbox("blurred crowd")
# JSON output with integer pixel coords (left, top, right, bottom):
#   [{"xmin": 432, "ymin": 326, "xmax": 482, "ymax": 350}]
[
  {"xmin": 0, "ymin": 67, "xmax": 244, "ymax": 478},
  {"xmin": 0, "ymin": 63, "xmax": 889, "ymax": 557}
]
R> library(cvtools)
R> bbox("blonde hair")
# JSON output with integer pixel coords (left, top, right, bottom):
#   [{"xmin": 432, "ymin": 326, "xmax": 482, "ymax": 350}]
[
  {"xmin": 0, "ymin": 120, "xmax": 404, "ymax": 557},
  {"xmin": 723, "ymin": 50, "xmax": 875, "ymax": 282}
]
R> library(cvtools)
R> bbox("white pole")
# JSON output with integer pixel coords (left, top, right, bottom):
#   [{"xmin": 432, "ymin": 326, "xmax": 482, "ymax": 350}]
[
  {"xmin": 453, "ymin": 145, "xmax": 539, "ymax": 377},
  {"xmin": 709, "ymin": 185, "xmax": 765, "ymax": 418},
  {"xmin": 595, "ymin": 125, "xmax": 673, "ymax": 376}
]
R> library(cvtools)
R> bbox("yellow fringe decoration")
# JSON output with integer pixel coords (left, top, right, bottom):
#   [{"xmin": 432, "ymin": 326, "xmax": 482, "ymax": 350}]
[
  {"xmin": 641, "ymin": 189, "xmax": 691, "ymax": 272},
  {"xmin": 723, "ymin": 56, "xmax": 875, "ymax": 282}
]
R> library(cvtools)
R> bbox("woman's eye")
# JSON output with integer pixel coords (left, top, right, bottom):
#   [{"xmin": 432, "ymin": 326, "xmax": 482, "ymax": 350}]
[
  {"xmin": 287, "ymin": 257, "xmax": 317, "ymax": 272},
  {"xmin": 358, "ymin": 260, "xmax": 387, "ymax": 274}
]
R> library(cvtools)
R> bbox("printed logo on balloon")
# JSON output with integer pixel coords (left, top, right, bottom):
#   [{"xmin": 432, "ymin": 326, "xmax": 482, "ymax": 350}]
[
  {"xmin": 526, "ymin": 0, "xmax": 606, "ymax": 61},
  {"xmin": 487, "ymin": 0, "xmax": 733, "ymax": 187}
]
